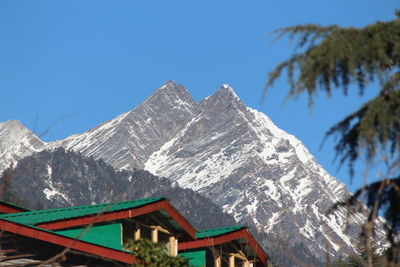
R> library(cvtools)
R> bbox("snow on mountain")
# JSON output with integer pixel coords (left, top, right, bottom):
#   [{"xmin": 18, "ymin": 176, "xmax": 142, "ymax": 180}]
[
  {"xmin": 1, "ymin": 81, "xmax": 382, "ymax": 265},
  {"xmin": 0, "ymin": 120, "xmax": 45, "ymax": 173},
  {"xmin": 52, "ymin": 81, "xmax": 198, "ymax": 170},
  {"xmin": 9, "ymin": 147, "xmax": 238, "ymax": 231},
  {"xmin": 143, "ymin": 84, "xmax": 359, "ymax": 259}
]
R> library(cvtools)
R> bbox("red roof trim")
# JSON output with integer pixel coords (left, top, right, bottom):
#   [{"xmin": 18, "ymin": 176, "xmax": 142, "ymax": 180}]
[
  {"xmin": 178, "ymin": 228, "xmax": 268, "ymax": 266},
  {"xmin": 36, "ymin": 200, "xmax": 197, "ymax": 239},
  {"xmin": 0, "ymin": 220, "xmax": 135, "ymax": 264},
  {"xmin": 243, "ymin": 229, "xmax": 268, "ymax": 266},
  {"xmin": 161, "ymin": 201, "xmax": 197, "ymax": 238},
  {"xmin": 0, "ymin": 205, "xmax": 25, "ymax": 214}
]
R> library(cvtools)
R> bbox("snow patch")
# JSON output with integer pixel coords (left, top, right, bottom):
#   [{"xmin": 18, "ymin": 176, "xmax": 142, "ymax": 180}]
[
  {"xmin": 248, "ymin": 108, "xmax": 314, "ymax": 164},
  {"xmin": 47, "ymin": 165, "xmax": 52, "ymax": 178},
  {"xmin": 299, "ymin": 219, "xmax": 316, "ymax": 240},
  {"xmin": 245, "ymin": 197, "xmax": 259, "ymax": 214},
  {"xmin": 263, "ymin": 179, "xmax": 281, "ymax": 201},
  {"xmin": 265, "ymin": 211, "xmax": 282, "ymax": 233},
  {"xmin": 42, "ymin": 165, "xmax": 70, "ymax": 202}
]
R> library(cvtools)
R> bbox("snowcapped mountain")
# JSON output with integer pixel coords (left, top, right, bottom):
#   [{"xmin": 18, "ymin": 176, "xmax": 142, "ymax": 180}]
[
  {"xmin": 8, "ymin": 147, "xmax": 237, "ymax": 231},
  {"xmin": 0, "ymin": 120, "xmax": 45, "ymax": 173},
  {"xmin": 143, "ymin": 83, "xmax": 360, "ymax": 259},
  {"xmin": 45, "ymin": 81, "xmax": 365, "ymax": 262},
  {"xmin": 0, "ymin": 81, "xmax": 379, "ymax": 265},
  {"xmin": 50, "ymin": 81, "xmax": 197, "ymax": 170}
]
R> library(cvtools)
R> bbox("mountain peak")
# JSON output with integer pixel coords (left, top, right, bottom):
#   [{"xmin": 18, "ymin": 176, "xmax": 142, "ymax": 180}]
[
  {"xmin": 1, "ymin": 119, "xmax": 24, "ymax": 129},
  {"xmin": 214, "ymin": 84, "xmax": 241, "ymax": 103},
  {"xmin": 0, "ymin": 120, "xmax": 45, "ymax": 174},
  {"xmin": 199, "ymin": 84, "xmax": 243, "ymax": 111},
  {"xmin": 145, "ymin": 80, "xmax": 195, "ymax": 106},
  {"xmin": 165, "ymin": 80, "xmax": 176, "ymax": 86},
  {"xmin": 0, "ymin": 120, "xmax": 43, "ymax": 143},
  {"xmin": 155, "ymin": 80, "xmax": 177, "ymax": 91},
  {"xmin": 220, "ymin": 84, "xmax": 240, "ymax": 100},
  {"xmin": 0, "ymin": 120, "xmax": 37, "ymax": 138},
  {"xmin": 57, "ymin": 81, "xmax": 199, "ymax": 171},
  {"xmin": 156, "ymin": 80, "xmax": 181, "ymax": 93}
]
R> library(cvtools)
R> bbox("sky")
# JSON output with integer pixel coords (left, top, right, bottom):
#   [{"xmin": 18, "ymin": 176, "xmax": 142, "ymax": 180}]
[{"xmin": 0, "ymin": 0, "xmax": 398, "ymax": 192}]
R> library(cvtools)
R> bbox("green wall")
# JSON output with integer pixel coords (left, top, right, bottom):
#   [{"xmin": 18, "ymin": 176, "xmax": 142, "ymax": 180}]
[{"xmin": 180, "ymin": 250, "xmax": 206, "ymax": 267}]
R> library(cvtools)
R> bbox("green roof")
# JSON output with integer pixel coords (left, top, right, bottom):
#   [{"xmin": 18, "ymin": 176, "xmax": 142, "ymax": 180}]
[
  {"xmin": 0, "ymin": 221, "xmax": 128, "ymax": 253},
  {"xmin": 196, "ymin": 226, "xmax": 246, "ymax": 239},
  {"xmin": 0, "ymin": 197, "xmax": 164, "ymax": 226},
  {"xmin": 55, "ymin": 223, "xmax": 123, "ymax": 251}
]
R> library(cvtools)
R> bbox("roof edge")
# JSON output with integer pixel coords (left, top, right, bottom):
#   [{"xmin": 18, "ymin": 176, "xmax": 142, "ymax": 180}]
[
  {"xmin": 0, "ymin": 219, "xmax": 135, "ymax": 264},
  {"xmin": 0, "ymin": 200, "xmax": 29, "ymax": 213},
  {"xmin": 178, "ymin": 228, "xmax": 268, "ymax": 266}
]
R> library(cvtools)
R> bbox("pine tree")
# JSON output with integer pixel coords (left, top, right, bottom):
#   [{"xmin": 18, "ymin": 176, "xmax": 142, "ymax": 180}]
[
  {"xmin": 265, "ymin": 10, "xmax": 400, "ymax": 266},
  {"xmin": 124, "ymin": 239, "xmax": 188, "ymax": 267}
]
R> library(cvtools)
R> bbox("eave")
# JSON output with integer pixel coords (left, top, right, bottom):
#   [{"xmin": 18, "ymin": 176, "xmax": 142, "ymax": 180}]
[
  {"xmin": 36, "ymin": 199, "xmax": 197, "ymax": 239},
  {"xmin": 0, "ymin": 219, "xmax": 135, "ymax": 264},
  {"xmin": 178, "ymin": 228, "xmax": 268, "ymax": 266}
]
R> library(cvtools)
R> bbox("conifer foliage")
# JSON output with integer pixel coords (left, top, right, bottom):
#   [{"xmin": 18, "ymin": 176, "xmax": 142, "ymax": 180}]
[
  {"xmin": 265, "ymin": 10, "xmax": 400, "ymax": 266},
  {"xmin": 125, "ymin": 239, "xmax": 188, "ymax": 267}
]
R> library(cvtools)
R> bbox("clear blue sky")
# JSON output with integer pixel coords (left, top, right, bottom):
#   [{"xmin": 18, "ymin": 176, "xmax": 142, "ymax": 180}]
[{"xmin": 1, "ymin": 1, "xmax": 398, "ymax": 192}]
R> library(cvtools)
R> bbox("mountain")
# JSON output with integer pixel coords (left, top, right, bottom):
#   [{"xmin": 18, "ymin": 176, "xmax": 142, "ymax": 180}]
[
  {"xmin": 144, "ymin": 84, "xmax": 361, "ymax": 259},
  {"xmin": 0, "ymin": 81, "xmax": 383, "ymax": 266},
  {"xmin": 0, "ymin": 120, "xmax": 45, "ymax": 173},
  {"xmin": 6, "ymin": 148, "xmax": 237, "ymax": 230},
  {"xmin": 50, "ymin": 81, "xmax": 198, "ymax": 170},
  {"xmin": 41, "ymin": 81, "xmax": 369, "ymax": 263}
]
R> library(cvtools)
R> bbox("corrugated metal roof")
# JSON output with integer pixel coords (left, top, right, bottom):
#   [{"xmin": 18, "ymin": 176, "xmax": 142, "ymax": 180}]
[
  {"xmin": 0, "ymin": 197, "xmax": 164, "ymax": 225},
  {"xmin": 196, "ymin": 226, "xmax": 246, "ymax": 239},
  {"xmin": 55, "ymin": 223, "xmax": 123, "ymax": 251},
  {"xmin": 0, "ymin": 219, "xmax": 129, "ymax": 253}
]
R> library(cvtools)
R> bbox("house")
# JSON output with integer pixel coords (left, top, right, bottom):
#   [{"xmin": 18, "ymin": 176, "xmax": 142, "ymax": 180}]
[
  {"xmin": 0, "ymin": 198, "xmax": 268, "ymax": 266},
  {"xmin": 180, "ymin": 226, "xmax": 268, "ymax": 267}
]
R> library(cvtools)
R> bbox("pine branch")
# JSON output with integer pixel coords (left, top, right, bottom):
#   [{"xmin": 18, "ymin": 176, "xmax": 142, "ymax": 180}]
[
  {"xmin": 265, "ymin": 16, "xmax": 400, "ymax": 103},
  {"xmin": 266, "ymin": 13, "xmax": 400, "ymax": 170},
  {"xmin": 324, "ymin": 85, "xmax": 400, "ymax": 175}
]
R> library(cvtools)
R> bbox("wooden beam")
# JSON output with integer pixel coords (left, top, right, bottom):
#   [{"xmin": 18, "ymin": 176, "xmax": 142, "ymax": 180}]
[
  {"xmin": 151, "ymin": 228, "xmax": 158, "ymax": 243},
  {"xmin": 230, "ymin": 252, "xmax": 247, "ymax": 261},
  {"xmin": 150, "ymin": 225, "xmax": 171, "ymax": 235},
  {"xmin": 0, "ymin": 254, "xmax": 34, "ymax": 260},
  {"xmin": 229, "ymin": 254, "xmax": 235, "ymax": 267},
  {"xmin": 169, "ymin": 236, "xmax": 177, "ymax": 256},
  {"xmin": 238, "ymin": 250, "xmax": 246, "ymax": 257},
  {"xmin": 134, "ymin": 228, "xmax": 141, "ymax": 240},
  {"xmin": 214, "ymin": 254, "xmax": 221, "ymax": 267}
]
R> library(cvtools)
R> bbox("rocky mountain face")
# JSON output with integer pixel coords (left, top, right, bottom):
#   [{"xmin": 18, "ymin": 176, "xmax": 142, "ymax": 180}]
[
  {"xmin": 144, "ymin": 84, "xmax": 362, "ymax": 261},
  {"xmin": 5, "ymin": 148, "xmax": 236, "ymax": 231},
  {"xmin": 0, "ymin": 81, "xmax": 379, "ymax": 266},
  {"xmin": 50, "ymin": 81, "xmax": 198, "ymax": 171},
  {"xmin": 0, "ymin": 120, "xmax": 45, "ymax": 173},
  {"xmin": 5, "ymin": 148, "xmax": 300, "ymax": 264}
]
